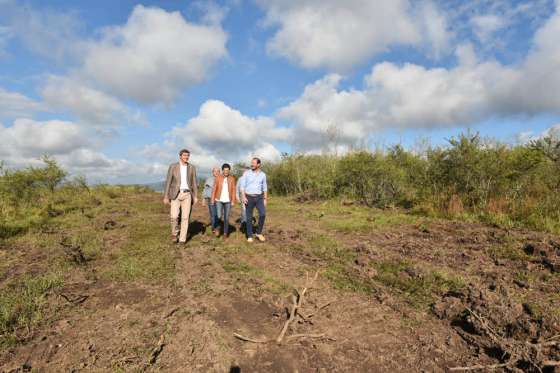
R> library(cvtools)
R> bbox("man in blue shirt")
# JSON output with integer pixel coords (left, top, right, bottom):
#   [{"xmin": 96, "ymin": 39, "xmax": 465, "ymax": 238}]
[{"xmin": 240, "ymin": 158, "xmax": 268, "ymax": 242}]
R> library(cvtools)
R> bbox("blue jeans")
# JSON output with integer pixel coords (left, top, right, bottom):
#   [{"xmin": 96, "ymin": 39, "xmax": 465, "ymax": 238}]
[
  {"xmin": 245, "ymin": 194, "xmax": 265, "ymax": 237},
  {"xmin": 213, "ymin": 201, "xmax": 231, "ymax": 235},
  {"xmin": 207, "ymin": 200, "xmax": 217, "ymax": 230}
]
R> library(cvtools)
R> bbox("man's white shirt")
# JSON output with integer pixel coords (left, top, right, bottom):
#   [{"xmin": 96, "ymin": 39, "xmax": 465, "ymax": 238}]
[{"xmin": 179, "ymin": 164, "xmax": 189, "ymax": 190}]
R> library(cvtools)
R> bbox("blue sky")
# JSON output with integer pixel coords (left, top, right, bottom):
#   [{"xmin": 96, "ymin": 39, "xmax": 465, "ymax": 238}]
[{"xmin": 1, "ymin": 0, "xmax": 559, "ymax": 183}]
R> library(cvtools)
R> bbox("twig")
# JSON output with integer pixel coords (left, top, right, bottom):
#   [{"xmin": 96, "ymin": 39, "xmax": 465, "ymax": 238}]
[
  {"xmin": 163, "ymin": 307, "xmax": 180, "ymax": 319},
  {"xmin": 233, "ymin": 333, "xmax": 270, "ymax": 344},
  {"xmin": 286, "ymin": 333, "xmax": 327, "ymax": 340},
  {"xmin": 448, "ymin": 363, "xmax": 509, "ymax": 371},
  {"xmin": 148, "ymin": 334, "xmax": 165, "ymax": 365}
]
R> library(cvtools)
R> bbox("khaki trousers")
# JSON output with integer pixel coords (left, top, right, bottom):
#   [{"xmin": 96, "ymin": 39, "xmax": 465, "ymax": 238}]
[{"xmin": 170, "ymin": 192, "xmax": 192, "ymax": 242}]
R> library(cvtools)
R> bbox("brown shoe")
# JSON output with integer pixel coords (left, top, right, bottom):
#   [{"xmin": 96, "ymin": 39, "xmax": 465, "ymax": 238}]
[
  {"xmin": 171, "ymin": 235, "xmax": 178, "ymax": 243},
  {"xmin": 222, "ymin": 234, "xmax": 229, "ymax": 241}
]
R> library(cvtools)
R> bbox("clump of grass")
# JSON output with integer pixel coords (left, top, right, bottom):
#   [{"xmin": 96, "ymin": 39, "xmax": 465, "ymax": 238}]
[
  {"xmin": 222, "ymin": 260, "xmax": 289, "ymax": 294},
  {"xmin": 487, "ymin": 244, "xmax": 530, "ymax": 261},
  {"xmin": 372, "ymin": 260, "xmax": 465, "ymax": 309},
  {"xmin": 0, "ymin": 272, "xmax": 63, "ymax": 347},
  {"xmin": 324, "ymin": 264, "xmax": 375, "ymax": 294}
]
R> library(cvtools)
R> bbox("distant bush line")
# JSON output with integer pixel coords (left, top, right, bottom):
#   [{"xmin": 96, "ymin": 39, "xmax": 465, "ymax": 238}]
[{"xmin": 264, "ymin": 132, "xmax": 560, "ymax": 233}]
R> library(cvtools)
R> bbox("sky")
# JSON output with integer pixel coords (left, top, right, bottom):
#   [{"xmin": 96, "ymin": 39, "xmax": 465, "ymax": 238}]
[{"xmin": 1, "ymin": 0, "xmax": 559, "ymax": 183}]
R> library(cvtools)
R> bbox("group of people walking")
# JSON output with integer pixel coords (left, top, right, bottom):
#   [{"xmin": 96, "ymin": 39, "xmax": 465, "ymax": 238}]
[{"xmin": 163, "ymin": 149, "xmax": 268, "ymax": 244}]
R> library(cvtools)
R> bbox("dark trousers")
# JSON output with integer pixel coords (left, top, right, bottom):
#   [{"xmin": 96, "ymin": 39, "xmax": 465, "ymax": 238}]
[
  {"xmin": 214, "ymin": 201, "xmax": 231, "ymax": 235},
  {"xmin": 245, "ymin": 194, "xmax": 265, "ymax": 237}
]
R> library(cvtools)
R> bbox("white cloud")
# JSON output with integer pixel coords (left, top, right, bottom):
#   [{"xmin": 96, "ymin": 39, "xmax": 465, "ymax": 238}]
[
  {"xmin": 41, "ymin": 76, "xmax": 145, "ymax": 127},
  {"xmin": 142, "ymin": 100, "xmax": 288, "ymax": 174},
  {"xmin": 0, "ymin": 118, "xmax": 89, "ymax": 158},
  {"xmin": 258, "ymin": 0, "xmax": 454, "ymax": 70},
  {"xmin": 84, "ymin": 5, "xmax": 228, "ymax": 104},
  {"xmin": 471, "ymin": 14, "xmax": 507, "ymax": 43},
  {"xmin": 171, "ymin": 99, "xmax": 287, "ymax": 161},
  {"xmin": 0, "ymin": 88, "xmax": 45, "ymax": 119},
  {"xmin": 0, "ymin": 0, "xmax": 85, "ymax": 63},
  {"xmin": 259, "ymin": 0, "xmax": 420, "ymax": 70},
  {"xmin": 277, "ymin": 2, "xmax": 560, "ymax": 149}
]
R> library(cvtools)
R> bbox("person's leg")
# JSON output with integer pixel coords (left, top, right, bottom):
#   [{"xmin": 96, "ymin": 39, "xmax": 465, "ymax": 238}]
[
  {"xmin": 255, "ymin": 196, "xmax": 266, "ymax": 235},
  {"xmin": 245, "ymin": 196, "xmax": 256, "ymax": 238},
  {"xmin": 216, "ymin": 202, "xmax": 223, "ymax": 221},
  {"xmin": 170, "ymin": 198, "xmax": 181, "ymax": 240},
  {"xmin": 223, "ymin": 202, "xmax": 231, "ymax": 235},
  {"xmin": 178, "ymin": 193, "xmax": 192, "ymax": 243},
  {"xmin": 212, "ymin": 202, "xmax": 220, "ymax": 232},
  {"xmin": 206, "ymin": 198, "xmax": 216, "ymax": 230},
  {"xmin": 240, "ymin": 202, "xmax": 246, "ymax": 223}
]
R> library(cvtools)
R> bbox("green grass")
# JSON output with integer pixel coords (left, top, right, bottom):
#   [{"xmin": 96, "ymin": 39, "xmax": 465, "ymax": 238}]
[
  {"xmin": 372, "ymin": 260, "xmax": 466, "ymax": 309},
  {"xmin": 0, "ymin": 272, "xmax": 63, "ymax": 347},
  {"xmin": 221, "ymin": 260, "xmax": 289, "ymax": 294},
  {"xmin": 487, "ymin": 243, "xmax": 529, "ymax": 261},
  {"xmin": 324, "ymin": 264, "xmax": 375, "ymax": 293}
]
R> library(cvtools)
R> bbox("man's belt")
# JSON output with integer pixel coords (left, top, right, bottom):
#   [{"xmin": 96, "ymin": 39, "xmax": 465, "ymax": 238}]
[
  {"xmin": 246, "ymin": 193, "xmax": 262, "ymax": 197},
  {"xmin": 180, "ymin": 189, "xmax": 190, "ymax": 192}
]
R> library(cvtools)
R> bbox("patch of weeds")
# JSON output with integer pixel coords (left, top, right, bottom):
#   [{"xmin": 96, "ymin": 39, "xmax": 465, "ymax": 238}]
[
  {"xmin": 487, "ymin": 244, "xmax": 529, "ymax": 261},
  {"xmin": 221, "ymin": 260, "xmax": 289, "ymax": 294},
  {"xmin": 105, "ymin": 221, "xmax": 175, "ymax": 284},
  {"xmin": 325, "ymin": 210, "xmax": 422, "ymax": 233},
  {"xmin": 372, "ymin": 260, "xmax": 465, "ymax": 309},
  {"xmin": 307, "ymin": 234, "xmax": 352, "ymax": 261},
  {"xmin": 324, "ymin": 264, "xmax": 375, "ymax": 294},
  {"xmin": 0, "ymin": 272, "xmax": 63, "ymax": 347}
]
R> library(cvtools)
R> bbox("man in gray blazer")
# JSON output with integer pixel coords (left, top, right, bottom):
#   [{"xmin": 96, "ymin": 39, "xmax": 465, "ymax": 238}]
[{"xmin": 163, "ymin": 149, "xmax": 198, "ymax": 244}]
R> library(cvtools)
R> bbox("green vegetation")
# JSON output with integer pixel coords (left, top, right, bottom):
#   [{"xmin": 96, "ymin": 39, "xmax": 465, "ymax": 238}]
[
  {"xmin": 0, "ymin": 272, "xmax": 63, "ymax": 347},
  {"xmin": 265, "ymin": 132, "xmax": 560, "ymax": 233}
]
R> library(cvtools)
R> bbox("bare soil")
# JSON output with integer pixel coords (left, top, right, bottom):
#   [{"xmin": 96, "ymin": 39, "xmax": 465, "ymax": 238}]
[{"xmin": 1, "ymin": 192, "xmax": 559, "ymax": 372}]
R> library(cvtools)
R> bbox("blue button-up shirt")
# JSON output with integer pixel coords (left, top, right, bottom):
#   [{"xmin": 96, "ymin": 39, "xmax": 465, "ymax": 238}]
[{"xmin": 241, "ymin": 170, "xmax": 267, "ymax": 195}]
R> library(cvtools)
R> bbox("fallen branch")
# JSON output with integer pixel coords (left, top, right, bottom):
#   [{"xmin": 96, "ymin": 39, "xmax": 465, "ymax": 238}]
[{"xmin": 276, "ymin": 271, "xmax": 319, "ymax": 344}]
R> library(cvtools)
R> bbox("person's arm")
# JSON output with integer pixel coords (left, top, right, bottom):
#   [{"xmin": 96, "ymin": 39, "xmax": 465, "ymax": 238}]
[
  {"xmin": 231, "ymin": 177, "xmax": 237, "ymax": 205},
  {"xmin": 163, "ymin": 164, "xmax": 173, "ymax": 204},
  {"xmin": 240, "ymin": 172, "xmax": 248, "ymax": 204},
  {"xmin": 211, "ymin": 176, "xmax": 218, "ymax": 205},
  {"xmin": 192, "ymin": 165, "xmax": 198, "ymax": 204}
]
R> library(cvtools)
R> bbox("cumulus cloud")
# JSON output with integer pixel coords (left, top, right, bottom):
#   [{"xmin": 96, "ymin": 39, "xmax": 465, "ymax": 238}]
[
  {"xmin": 0, "ymin": 88, "xmax": 45, "ymax": 119},
  {"xmin": 84, "ymin": 5, "xmax": 228, "ymax": 104},
  {"xmin": 277, "ymin": 1, "xmax": 560, "ymax": 149},
  {"xmin": 258, "ymin": 0, "xmax": 420, "ymax": 70},
  {"xmin": 258, "ymin": 0, "xmax": 453, "ymax": 70},
  {"xmin": 142, "ymin": 100, "xmax": 287, "ymax": 174},
  {"xmin": 173, "ymin": 100, "xmax": 287, "ymax": 161},
  {"xmin": 0, "ymin": 118, "xmax": 159, "ymax": 182},
  {"xmin": 41, "ymin": 76, "xmax": 145, "ymax": 127},
  {"xmin": 0, "ymin": 118, "xmax": 89, "ymax": 159}
]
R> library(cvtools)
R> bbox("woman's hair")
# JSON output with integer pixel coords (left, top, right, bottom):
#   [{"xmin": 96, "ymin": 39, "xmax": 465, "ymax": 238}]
[{"xmin": 221, "ymin": 163, "xmax": 231, "ymax": 170}]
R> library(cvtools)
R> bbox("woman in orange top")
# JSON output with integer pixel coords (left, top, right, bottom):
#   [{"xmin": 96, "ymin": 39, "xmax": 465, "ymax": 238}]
[{"xmin": 211, "ymin": 163, "xmax": 237, "ymax": 238}]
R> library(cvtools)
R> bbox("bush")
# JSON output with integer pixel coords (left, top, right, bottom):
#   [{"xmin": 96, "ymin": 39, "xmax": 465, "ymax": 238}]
[{"xmin": 265, "ymin": 131, "xmax": 560, "ymax": 233}]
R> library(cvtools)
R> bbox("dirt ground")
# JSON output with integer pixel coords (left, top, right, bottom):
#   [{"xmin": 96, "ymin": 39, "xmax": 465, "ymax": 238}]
[{"xmin": 1, "ymin": 191, "xmax": 559, "ymax": 372}]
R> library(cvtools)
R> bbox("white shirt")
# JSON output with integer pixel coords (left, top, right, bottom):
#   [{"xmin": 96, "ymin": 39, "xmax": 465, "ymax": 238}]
[
  {"xmin": 179, "ymin": 164, "xmax": 189, "ymax": 190},
  {"xmin": 218, "ymin": 177, "xmax": 230, "ymax": 203}
]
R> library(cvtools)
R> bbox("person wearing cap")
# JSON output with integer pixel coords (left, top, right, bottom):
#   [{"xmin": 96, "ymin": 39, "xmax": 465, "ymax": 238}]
[{"xmin": 163, "ymin": 149, "xmax": 198, "ymax": 244}]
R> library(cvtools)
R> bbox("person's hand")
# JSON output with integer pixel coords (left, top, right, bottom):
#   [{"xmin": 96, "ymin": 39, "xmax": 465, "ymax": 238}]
[
  {"xmin": 264, "ymin": 198, "xmax": 268, "ymax": 207},
  {"xmin": 242, "ymin": 196, "xmax": 248, "ymax": 205},
  {"xmin": 163, "ymin": 198, "xmax": 170, "ymax": 205},
  {"xmin": 193, "ymin": 197, "xmax": 198, "ymax": 205}
]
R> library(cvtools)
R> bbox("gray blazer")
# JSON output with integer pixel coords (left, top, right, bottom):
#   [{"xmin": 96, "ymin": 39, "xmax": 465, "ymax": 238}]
[{"xmin": 164, "ymin": 162, "xmax": 198, "ymax": 201}]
